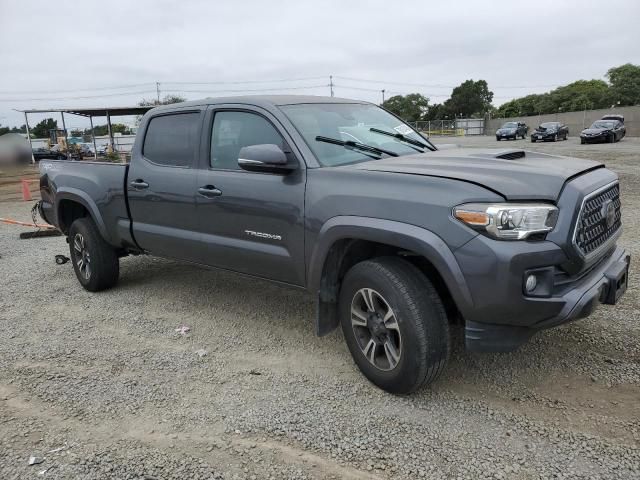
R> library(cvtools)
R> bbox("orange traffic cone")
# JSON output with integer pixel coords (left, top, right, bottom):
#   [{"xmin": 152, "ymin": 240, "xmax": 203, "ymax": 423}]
[{"xmin": 21, "ymin": 180, "xmax": 33, "ymax": 201}]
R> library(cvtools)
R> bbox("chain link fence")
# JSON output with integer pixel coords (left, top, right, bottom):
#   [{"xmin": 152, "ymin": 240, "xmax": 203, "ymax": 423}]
[{"xmin": 408, "ymin": 118, "xmax": 485, "ymax": 136}]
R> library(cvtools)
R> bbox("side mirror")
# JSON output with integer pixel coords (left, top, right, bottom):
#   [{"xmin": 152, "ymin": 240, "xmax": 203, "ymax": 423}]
[{"xmin": 238, "ymin": 144, "xmax": 297, "ymax": 173}]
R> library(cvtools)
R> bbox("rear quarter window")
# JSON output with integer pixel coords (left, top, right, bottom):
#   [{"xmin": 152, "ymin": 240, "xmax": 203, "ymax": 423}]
[{"xmin": 143, "ymin": 112, "xmax": 200, "ymax": 167}]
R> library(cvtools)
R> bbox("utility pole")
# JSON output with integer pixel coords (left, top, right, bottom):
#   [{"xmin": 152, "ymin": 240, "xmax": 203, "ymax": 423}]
[
  {"xmin": 329, "ymin": 75, "xmax": 334, "ymax": 97},
  {"xmin": 381, "ymin": 89, "xmax": 385, "ymax": 104},
  {"xmin": 156, "ymin": 82, "xmax": 161, "ymax": 104}
]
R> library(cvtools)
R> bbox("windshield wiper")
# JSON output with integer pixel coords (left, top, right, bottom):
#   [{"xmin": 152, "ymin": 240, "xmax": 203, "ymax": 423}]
[
  {"xmin": 315, "ymin": 136, "xmax": 399, "ymax": 158},
  {"xmin": 369, "ymin": 127, "xmax": 435, "ymax": 151}
]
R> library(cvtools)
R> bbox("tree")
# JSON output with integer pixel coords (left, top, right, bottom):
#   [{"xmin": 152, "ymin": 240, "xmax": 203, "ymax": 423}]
[
  {"xmin": 91, "ymin": 123, "xmax": 132, "ymax": 136},
  {"xmin": 138, "ymin": 94, "xmax": 187, "ymax": 106},
  {"xmin": 494, "ymin": 80, "xmax": 613, "ymax": 118},
  {"xmin": 606, "ymin": 63, "xmax": 640, "ymax": 106},
  {"xmin": 32, "ymin": 118, "xmax": 58, "ymax": 139},
  {"xmin": 443, "ymin": 80, "xmax": 493, "ymax": 118},
  {"xmin": 381, "ymin": 93, "xmax": 430, "ymax": 121}
]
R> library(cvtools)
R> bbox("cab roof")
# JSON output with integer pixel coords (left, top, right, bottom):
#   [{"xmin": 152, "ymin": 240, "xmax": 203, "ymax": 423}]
[{"xmin": 151, "ymin": 95, "xmax": 370, "ymax": 112}]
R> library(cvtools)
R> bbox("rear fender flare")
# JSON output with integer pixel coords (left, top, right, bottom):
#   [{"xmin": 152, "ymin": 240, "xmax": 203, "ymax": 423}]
[{"xmin": 55, "ymin": 188, "xmax": 111, "ymax": 243}]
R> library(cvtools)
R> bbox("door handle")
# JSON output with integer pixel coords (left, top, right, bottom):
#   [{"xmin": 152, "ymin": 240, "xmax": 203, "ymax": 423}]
[
  {"xmin": 130, "ymin": 179, "xmax": 149, "ymax": 189},
  {"xmin": 198, "ymin": 185, "xmax": 222, "ymax": 198}
]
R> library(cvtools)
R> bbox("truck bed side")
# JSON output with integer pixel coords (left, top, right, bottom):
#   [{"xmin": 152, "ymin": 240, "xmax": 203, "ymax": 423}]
[{"xmin": 39, "ymin": 160, "xmax": 136, "ymax": 249}]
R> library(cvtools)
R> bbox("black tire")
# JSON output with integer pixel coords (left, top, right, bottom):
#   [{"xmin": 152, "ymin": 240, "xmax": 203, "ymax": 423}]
[
  {"xmin": 339, "ymin": 257, "xmax": 449, "ymax": 394},
  {"xmin": 496, "ymin": 137, "xmax": 500, "ymax": 141},
  {"xmin": 610, "ymin": 133, "xmax": 616, "ymax": 143},
  {"xmin": 531, "ymin": 138, "xmax": 536, "ymax": 143},
  {"xmin": 68, "ymin": 217, "xmax": 119, "ymax": 292}
]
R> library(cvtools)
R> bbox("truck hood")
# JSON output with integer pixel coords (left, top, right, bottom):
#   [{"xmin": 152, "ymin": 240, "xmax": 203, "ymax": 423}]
[{"xmin": 347, "ymin": 147, "xmax": 603, "ymax": 201}]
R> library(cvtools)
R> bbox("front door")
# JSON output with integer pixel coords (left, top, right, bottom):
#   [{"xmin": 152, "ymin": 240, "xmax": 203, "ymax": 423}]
[
  {"xmin": 127, "ymin": 109, "xmax": 204, "ymax": 262},
  {"xmin": 195, "ymin": 106, "xmax": 306, "ymax": 286}
]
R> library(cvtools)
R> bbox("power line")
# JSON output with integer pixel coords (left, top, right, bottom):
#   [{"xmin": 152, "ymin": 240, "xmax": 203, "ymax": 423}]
[
  {"xmin": 0, "ymin": 83, "xmax": 155, "ymax": 95},
  {"xmin": 334, "ymin": 75, "xmax": 561, "ymax": 90},
  {"xmin": 0, "ymin": 89, "xmax": 156, "ymax": 103},
  {"xmin": 163, "ymin": 85, "xmax": 327, "ymax": 94},
  {"xmin": 163, "ymin": 76, "xmax": 326, "ymax": 86}
]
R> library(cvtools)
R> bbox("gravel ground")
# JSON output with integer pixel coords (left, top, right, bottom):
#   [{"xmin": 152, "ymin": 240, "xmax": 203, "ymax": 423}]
[{"xmin": 1, "ymin": 136, "xmax": 638, "ymax": 479}]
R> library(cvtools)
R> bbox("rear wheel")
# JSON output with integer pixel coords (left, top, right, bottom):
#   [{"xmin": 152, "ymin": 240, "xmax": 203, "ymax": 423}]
[
  {"xmin": 68, "ymin": 217, "xmax": 119, "ymax": 292},
  {"xmin": 339, "ymin": 257, "xmax": 449, "ymax": 394}
]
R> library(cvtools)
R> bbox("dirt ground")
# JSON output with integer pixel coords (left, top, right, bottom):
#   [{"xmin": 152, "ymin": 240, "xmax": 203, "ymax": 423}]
[{"xmin": 0, "ymin": 136, "xmax": 638, "ymax": 479}]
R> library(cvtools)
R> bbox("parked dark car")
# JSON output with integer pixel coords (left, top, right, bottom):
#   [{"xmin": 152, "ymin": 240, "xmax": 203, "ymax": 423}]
[
  {"xmin": 580, "ymin": 119, "xmax": 626, "ymax": 144},
  {"xmin": 32, "ymin": 147, "xmax": 67, "ymax": 161},
  {"xmin": 496, "ymin": 121, "xmax": 527, "ymax": 140},
  {"xmin": 601, "ymin": 114, "xmax": 624, "ymax": 124},
  {"xmin": 531, "ymin": 122, "xmax": 569, "ymax": 142},
  {"xmin": 38, "ymin": 95, "xmax": 630, "ymax": 394}
]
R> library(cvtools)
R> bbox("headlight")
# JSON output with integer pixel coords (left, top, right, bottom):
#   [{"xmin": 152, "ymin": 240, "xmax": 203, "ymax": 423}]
[{"xmin": 453, "ymin": 203, "xmax": 559, "ymax": 240}]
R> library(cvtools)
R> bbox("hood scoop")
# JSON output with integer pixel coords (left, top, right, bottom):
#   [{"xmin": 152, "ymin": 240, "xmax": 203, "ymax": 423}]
[{"xmin": 494, "ymin": 150, "xmax": 526, "ymax": 160}]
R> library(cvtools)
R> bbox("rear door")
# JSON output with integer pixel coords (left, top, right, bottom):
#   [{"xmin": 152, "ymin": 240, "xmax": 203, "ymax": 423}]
[
  {"xmin": 127, "ymin": 108, "xmax": 205, "ymax": 262},
  {"xmin": 195, "ymin": 105, "xmax": 306, "ymax": 286}
]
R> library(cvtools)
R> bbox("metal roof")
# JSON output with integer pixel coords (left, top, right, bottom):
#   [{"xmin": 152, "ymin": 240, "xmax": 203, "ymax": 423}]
[{"xmin": 15, "ymin": 106, "xmax": 155, "ymax": 117}]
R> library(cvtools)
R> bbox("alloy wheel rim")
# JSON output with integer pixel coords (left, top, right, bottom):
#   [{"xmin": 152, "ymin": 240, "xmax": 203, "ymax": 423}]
[
  {"xmin": 73, "ymin": 233, "xmax": 91, "ymax": 280},
  {"xmin": 350, "ymin": 288, "xmax": 402, "ymax": 371}
]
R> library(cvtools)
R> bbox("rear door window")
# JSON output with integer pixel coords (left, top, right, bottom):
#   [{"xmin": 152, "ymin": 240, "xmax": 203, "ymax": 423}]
[{"xmin": 143, "ymin": 112, "xmax": 200, "ymax": 167}]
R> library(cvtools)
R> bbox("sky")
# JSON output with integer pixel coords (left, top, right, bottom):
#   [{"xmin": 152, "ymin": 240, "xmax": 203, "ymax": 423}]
[{"xmin": 1, "ymin": 0, "xmax": 639, "ymax": 129}]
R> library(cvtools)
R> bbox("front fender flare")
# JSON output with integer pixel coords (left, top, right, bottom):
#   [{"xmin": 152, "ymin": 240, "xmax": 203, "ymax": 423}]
[{"xmin": 308, "ymin": 216, "xmax": 475, "ymax": 333}]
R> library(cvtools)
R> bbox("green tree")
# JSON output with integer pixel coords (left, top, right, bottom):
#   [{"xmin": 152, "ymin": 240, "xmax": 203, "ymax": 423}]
[
  {"xmin": 32, "ymin": 118, "xmax": 58, "ymax": 138},
  {"xmin": 138, "ymin": 94, "xmax": 187, "ymax": 106},
  {"xmin": 0, "ymin": 124, "xmax": 9, "ymax": 136},
  {"xmin": 550, "ymin": 80, "xmax": 612, "ymax": 112},
  {"xmin": 381, "ymin": 93, "xmax": 430, "ymax": 121},
  {"xmin": 91, "ymin": 123, "xmax": 131, "ymax": 136},
  {"xmin": 443, "ymin": 80, "xmax": 494, "ymax": 117},
  {"xmin": 606, "ymin": 63, "xmax": 640, "ymax": 106}
]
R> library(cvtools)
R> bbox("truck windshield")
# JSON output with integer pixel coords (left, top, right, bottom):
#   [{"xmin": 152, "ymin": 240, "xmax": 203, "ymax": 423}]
[{"xmin": 279, "ymin": 103, "xmax": 435, "ymax": 166}]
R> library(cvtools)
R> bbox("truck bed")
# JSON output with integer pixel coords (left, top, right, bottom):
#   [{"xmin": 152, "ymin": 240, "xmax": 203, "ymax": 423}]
[{"xmin": 39, "ymin": 160, "xmax": 135, "ymax": 248}]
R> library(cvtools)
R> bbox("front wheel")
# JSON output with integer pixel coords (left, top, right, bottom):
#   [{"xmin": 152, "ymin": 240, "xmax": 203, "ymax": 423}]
[
  {"xmin": 339, "ymin": 257, "xmax": 450, "ymax": 394},
  {"xmin": 68, "ymin": 217, "xmax": 119, "ymax": 291}
]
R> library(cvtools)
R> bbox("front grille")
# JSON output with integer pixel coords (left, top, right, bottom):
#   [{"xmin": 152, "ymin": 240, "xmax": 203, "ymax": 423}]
[{"xmin": 574, "ymin": 182, "xmax": 621, "ymax": 258}]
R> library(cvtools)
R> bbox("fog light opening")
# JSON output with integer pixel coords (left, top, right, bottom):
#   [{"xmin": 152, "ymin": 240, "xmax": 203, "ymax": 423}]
[{"xmin": 525, "ymin": 274, "xmax": 538, "ymax": 293}]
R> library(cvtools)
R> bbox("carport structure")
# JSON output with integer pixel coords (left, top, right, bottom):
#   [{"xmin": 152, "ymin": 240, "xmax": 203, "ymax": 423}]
[{"xmin": 15, "ymin": 106, "xmax": 154, "ymax": 161}]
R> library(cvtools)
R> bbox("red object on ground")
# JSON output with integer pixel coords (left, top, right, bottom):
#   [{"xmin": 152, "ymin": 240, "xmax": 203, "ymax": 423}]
[
  {"xmin": 0, "ymin": 217, "xmax": 54, "ymax": 229},
  {"xmin": 21, "ymin": 179, "xmax": 34, "ymax": 201}
]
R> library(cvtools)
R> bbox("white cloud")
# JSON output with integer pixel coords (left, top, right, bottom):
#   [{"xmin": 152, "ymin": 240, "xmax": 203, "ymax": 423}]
[{"xmin": 1, "ymin": 0, "xmax": 639, "ymax": 126}]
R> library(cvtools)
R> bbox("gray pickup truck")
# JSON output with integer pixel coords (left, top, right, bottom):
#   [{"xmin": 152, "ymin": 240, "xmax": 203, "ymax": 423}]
[{"xmin": 39, "ymin": 95, "xmax": 630, "ymax": 393}]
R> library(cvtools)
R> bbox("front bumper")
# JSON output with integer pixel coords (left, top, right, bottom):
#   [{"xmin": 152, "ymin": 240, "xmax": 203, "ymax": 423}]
[
  {"xmin": 581, "ymin": 134, "xmax": 607, "ymax": 143},
  {"xmin": 456, "ymin": 234, "xmax": 630, "ymax": 352},
  {"xmin": 532, "ymin": 132, "xmax": 555, "ymax": 141}
]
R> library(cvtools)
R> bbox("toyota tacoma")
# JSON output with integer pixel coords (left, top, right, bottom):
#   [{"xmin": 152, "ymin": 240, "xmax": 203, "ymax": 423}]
[{"xmin": 38, "ymin": 96, "xmax": 630, "ymax": 393}]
